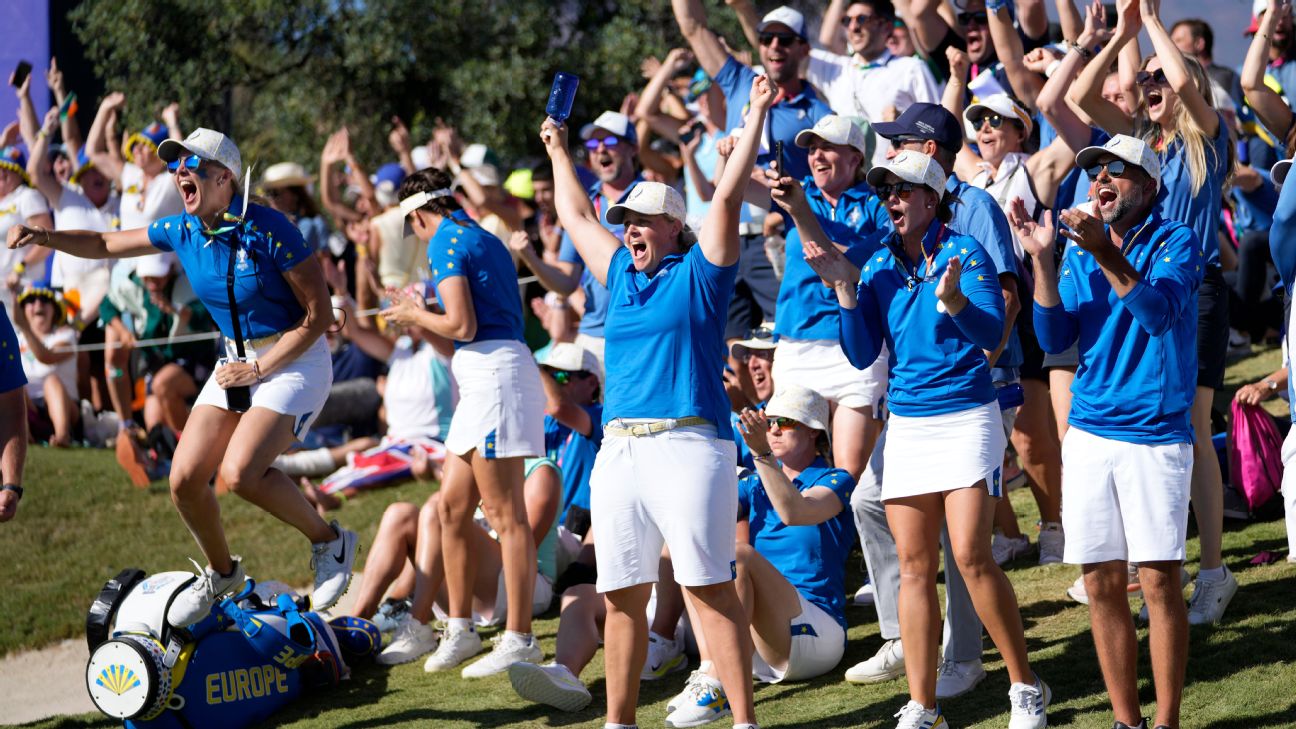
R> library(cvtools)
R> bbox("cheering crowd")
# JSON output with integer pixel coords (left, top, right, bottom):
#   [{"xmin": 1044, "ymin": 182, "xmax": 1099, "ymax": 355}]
[{"xmin": 2, "ymin": 0, "xmax": 1296, "ymax": 727}]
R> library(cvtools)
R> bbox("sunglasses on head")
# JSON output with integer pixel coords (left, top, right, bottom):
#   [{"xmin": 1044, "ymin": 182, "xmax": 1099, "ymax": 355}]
[
  {"xmin": 957, "ymin": 11, "xmax": 989, "ymax": 26},
  {"xmin": 1135, "ymin": 68, "xmax": 1169, "ymax": 87},
  {"xmin": 841, "ymin": 13, "xmax": 880, "ymax": 27},
  {"xmin": 551, "ymin": 369, "xmax": 591, "ymax": 385},
  {"xmin": 875, "ymin": 181, "xmax": 919, "ymax": 199},
  {"xmin": 584, "ymin": 136, "xmax": 621, "ymax": 150},
  {"xmin": 1085, "ymin": 160, "xmax": 1128, "ymax": 180},
  {"xmin": 167, "ymin": 154, "xmax": 210, "ymax": 178},
  {"xmin": 766, "ymin": 416, "xmax": 800, "ymax": 431},
  {"xmin": 759, "ymin": 31, "xmax": 801, "ymax": 46}
]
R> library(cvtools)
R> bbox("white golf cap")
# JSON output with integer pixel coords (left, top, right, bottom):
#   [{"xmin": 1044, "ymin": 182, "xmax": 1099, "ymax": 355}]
[
  {"xmin": 766, "ymin": 385, "xmax": 831, "ymax": 435},
  {"xmin": 606, "ymin": 181, "xmax": 687, "ymax": 226},
  {"xmin": 866, "ymin": 150, "xmax": 947, "ymax": 193},
  {"xmin": 730, "ymin": 321, "xmax": 778, "ymax": 358},
  {"xmin": 541, "ymin": 342, "xmax": 603, "ymax": 384},
  {"xmin": 261, "ymin": 161, "xmax": 311, "ymax": 189},
  {"xmin": 963, "ymin": 93, "xmax": 1033, "ymax": 137},
  {"xmin": 795, "ymin": 115, "xmax": 871, "ymax": 158},
  {"xmin": 134, "ymin": 252, "xmax": 175, "ymax": 278},
  {"xmin": 158, "ymin": 127, "xmax": 242, "ymax": 181},
  {"xmin": 580, "ymin": 111, "xmax": 638, "ymax": 144},
  {"xmin": 1074, "ymin": 134, "xmax": 1161, "ymax": 191},
  {"xmin": 757, "ymin": 6, "xmax": 808, "ymax": 38}
]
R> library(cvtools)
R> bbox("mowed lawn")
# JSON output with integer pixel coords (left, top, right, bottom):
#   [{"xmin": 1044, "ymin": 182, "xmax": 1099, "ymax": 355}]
[{"xmin": 9, "ymin": 347, "xmax": 1295, "ymax": 728}]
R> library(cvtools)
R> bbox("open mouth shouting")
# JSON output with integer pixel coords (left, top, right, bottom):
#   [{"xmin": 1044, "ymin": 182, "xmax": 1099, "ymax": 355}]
[
  {"xmin": 1095, "ymin": 184, "xmax": 1119, "ymax": 213},
  {"xmin": 178, "ymin": 177, "xmax": 199, "ymax": 208},
  {"xmin": 1146, "ymin": 89, "xmax": 1165, "ymax": 116}
]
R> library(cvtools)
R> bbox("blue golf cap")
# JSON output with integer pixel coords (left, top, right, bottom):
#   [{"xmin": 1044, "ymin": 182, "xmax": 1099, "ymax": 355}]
[{"xmin": 872, "ymin": 102, "xmax": 963, "ymax": 154}]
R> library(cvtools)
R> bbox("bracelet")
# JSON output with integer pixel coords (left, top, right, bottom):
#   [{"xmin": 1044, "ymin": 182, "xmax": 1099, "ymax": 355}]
[
  {"xmin": 753, "ymin": 450, "xmax": 775, "ymax": 462},
  {"xmin": 1044, "ymin": 60, "xmax": 1063, "ymax": 79},
  {"xmin": 1070, "ymin": 42, "xmax": 1094, "ymax": 61},
  {"xmin": 1, "ymin": 484, "xmax": 23, "ymax": 500},
  {"xmin": 252, "ymin": 361, "xmax": 264, "ymax": 382}
]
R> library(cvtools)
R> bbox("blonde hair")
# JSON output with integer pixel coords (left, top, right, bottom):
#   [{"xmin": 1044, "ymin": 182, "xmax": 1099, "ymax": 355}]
[{"xmin": 1135, "ymin": 53, "xmax": 1235, "ymax": 195}]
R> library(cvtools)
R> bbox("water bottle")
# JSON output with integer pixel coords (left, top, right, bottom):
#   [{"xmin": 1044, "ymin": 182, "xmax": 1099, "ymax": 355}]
[{"xmin": 546, "ymin": 72, "xmax": 580, "ymax": 124}]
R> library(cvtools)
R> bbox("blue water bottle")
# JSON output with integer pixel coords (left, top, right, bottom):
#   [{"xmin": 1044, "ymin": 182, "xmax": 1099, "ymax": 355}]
[{"xmin": 546, "ymin": 72, "xmax": 580, "ymax": 124}]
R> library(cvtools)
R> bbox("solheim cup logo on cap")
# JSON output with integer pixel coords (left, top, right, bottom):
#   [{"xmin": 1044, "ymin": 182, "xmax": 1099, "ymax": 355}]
[{"xmin": 96, "ymin": 664, "xmax": 141, "ymax": 696}]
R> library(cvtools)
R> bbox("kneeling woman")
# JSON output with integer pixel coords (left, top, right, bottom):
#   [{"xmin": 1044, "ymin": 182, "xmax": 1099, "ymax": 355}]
[{"xmin": 805, "ymin": 151, "xmax": 1048, "ymax": 729}]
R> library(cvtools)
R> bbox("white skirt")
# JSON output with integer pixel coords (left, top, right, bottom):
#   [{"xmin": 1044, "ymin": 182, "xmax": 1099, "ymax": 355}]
[
  {"xmin": 772, "ymin": 337, "xmax": 889, "ymax": 411},
  {"xmin": 194, "ymin": 334, "xmax": 333, "ymax": 439},
  {"xmin": 881, "ymin": 400, "xmax": 1006, "ymax": 501},
  {"xmin": 445, "ymin": 339, "xmax": 545, "ymax": 459}
]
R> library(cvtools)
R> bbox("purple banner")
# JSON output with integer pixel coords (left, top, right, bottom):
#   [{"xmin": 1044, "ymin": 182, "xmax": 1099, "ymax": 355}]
[{"xmin": 0, "ymin": 1, "xmax": 49, "ymax": 149}]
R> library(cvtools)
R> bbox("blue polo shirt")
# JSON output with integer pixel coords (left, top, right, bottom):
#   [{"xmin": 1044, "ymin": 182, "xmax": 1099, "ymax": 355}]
[
  {"xmin": 0, "ymin": 302, "xmax": 26, "ymax": 394},
  {"xmin": 1034, "ymin": 213, "xmax": 1202, "ymax": 444},
  {"xmin": 737, "ymin": 457, "xmax": 855, "ymax": 631},
  {"xmin": 946, "ymin": 176, "xmax": 1022, "ymax": 369},
  {"xmin": 558, "ymin": 177, "xmax": 642, "ymax": 338},
  {"xmin": 1153, "ymin": 113, "xmax": 1230, "ymax": 269},
  {"xmin": 544, "ymin": 404, "xmax": 604, "ymax": 519},
  {"xmin": 840, "ymin": 224, "xmax": 1005, "ymax": 417},
  {"xmin": 776, "ymin": 180, "xmax": 890, "ymax": 341},
  {"xmin": 1269, "ymin": 172, "xmax": 1296, "ymax": 422},
  {"xmin": 603, "ymin": 245, "xmax": 738, "ymax": 439},
  {"xmin": 713, "ymin": 57, "xmax": 833, "ymax": 182},
  {"xmin": 429, "ymin": 210, "xmax": 525, "ymax": 348},
  {"xmin": 147, "ymin": 197, "xmax": 311, "ymax": 340}
]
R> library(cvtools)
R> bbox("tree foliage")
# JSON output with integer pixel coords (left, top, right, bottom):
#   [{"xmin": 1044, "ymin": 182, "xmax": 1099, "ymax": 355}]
[{"xmin": 69, "ymin": 0, "xmax": 751, "ymax": 174}]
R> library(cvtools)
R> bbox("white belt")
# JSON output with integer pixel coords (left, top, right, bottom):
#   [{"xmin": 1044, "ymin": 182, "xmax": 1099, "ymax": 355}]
[
  {"xmin": 225, "ymin": 331, "xmax": 283, "ymax": 351},
  {"xmin": 605, "ymin": 416, "xmax": 710, "ymax": 438}
]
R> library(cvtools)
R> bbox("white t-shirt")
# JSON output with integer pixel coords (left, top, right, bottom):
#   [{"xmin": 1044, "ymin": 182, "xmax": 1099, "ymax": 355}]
[
  {"xmin": 969, "ymin": 152, "xmax": 1038, "ymax": 263},
  {"xmin": 118, "ymin": 163, "xmax": 183, "ymax": 232},
  {"xmin": 19, "ymin": 326, "xmax": 77, "ymax": 402},
  {"xmin": 384, "ymin": 336, "xmax": 456, "ymax": 441},
  {"xmin": 807, "ymin": 49, "xmax": 940, "ymax": 165},
  {"xmin": 51, "ymin": 185, "xmax": 115, "ymax": 290},
  {"xmin": 0, "ymin": 186, "xmax": 52, "ymax": 310}
]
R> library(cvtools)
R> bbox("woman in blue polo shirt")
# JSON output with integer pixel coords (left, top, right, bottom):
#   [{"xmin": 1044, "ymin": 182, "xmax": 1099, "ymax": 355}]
[
  {"xmin": 805, "ymin": 150, "xmax": 1048, "ymax": 729},
  {"xmin": 539, "ymin": 75, "xmax": 776, "ymax": 729},
  {"xmin": 4, "ymin": 128, "xmax": 357, "ymax": 628},
  {"xmin": 767, "ymin": 114, "xmax": 891, "ymax": 482},
  {"xmin": 381, "ymin": 167, "xmax": 546, "ymax": 679},
  {"xmin": 1070, "ymin": 0, "xmax": 1237, "ymax": 622}
]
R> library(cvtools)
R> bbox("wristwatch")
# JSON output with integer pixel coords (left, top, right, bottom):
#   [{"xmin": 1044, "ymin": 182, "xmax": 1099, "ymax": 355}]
[
  {"xmin": 1265, "ymin": 379, "xmax": 1280, "ymax": 392},
  {"xmin": 1, "ymin": 484, "xmax": 22, "ymax": 499}
]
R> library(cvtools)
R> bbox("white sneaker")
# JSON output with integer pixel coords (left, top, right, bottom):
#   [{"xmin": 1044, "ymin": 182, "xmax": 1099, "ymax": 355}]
[
  {"xmin": 461, "ymin": 632, "xmax": 542, "ymax": 678},
  {"xmin": 509, "ymin": 661, "xmax": 591, "ymax": 712},
  {"xmin": 642, "ymin": 631, "xmax": 687, "ymax": 680},
  {"xmin": 1136, "ymin": 564, "xmax": 1194, "ymax": 624},
  {"xmin": 665, "ymin": 670, "xmax": 730, "ymax": 728},
  {"xmin": 845, "ymin": 638, "xmax": 905, "ymax": 683},
  {"xmin": 166, "ymin": 558, "xmax": 246, "ymax": 627},
  {"xmin": 666, "ymin": 665, "xmax": 708, "ymax": 713},
  {"xmin": 310, "ymin": 520, "xmax": 358, "ymax": 611},
  {"xmin": 1008, "ymin": 677, "xmax": 1051, "ymax": 729},
  {"xmin": 893, "ymin": 699, "xmax": 949, "ymax": 729},
  {"xmin": 853, "ymin": 582, "xmax": 876, "ymax": 607},
  {"xmin": 1187, "ymin": 565, "xmax": 1239, "ymax": 625},
  {"xmin": 1037, "ymin": 523, "xmax": 1064, "ymax": 565},
  {"xmin": 992, "ymin": 534, "xmax": 1033, "ymax": 566},
  {"xmin": 423, "ymin": 626, "xmax": 483, "ymax": 672},
  {"xmin": 1065, "ymin": 574, "xmax": 1089, "ymax": 605},
  {"xmin": 935, "ymin": 659, "xmax": 985, "ymax": 700},
  {"xmin": 376, "ymin": 620, "xmax": 438, "ymax": 665}
]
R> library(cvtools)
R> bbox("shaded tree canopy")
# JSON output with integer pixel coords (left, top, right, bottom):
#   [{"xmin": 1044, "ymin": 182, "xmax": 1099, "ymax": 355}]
[{"xmin": 70, "ymin": 0, "xmax": 756, "ymax": 173}]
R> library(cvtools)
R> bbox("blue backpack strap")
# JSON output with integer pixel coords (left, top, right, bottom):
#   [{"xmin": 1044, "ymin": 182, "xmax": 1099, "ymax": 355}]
[{"xmin": 215, "ymin": 586, "xmax": 314, "ymax": 671}]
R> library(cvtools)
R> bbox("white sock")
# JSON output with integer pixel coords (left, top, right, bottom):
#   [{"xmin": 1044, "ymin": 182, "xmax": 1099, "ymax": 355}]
[
  {"xmin": 698, "ymin": 659, "xmax": 713, "ymax": 673},
  {"xmin": 1198, "ymin": 566, "xmax": 1225, "ymax": 582},
  {"xmin": 504, "ymin": 629, "xmax": 532, "ymax": 644},
  {"xmin": 447, "ymin": 617, "xmax": 473, "ymax": 633},
  {"xmin": 604, "ymin": 724, "xmax": 637, "ymax": 729}
]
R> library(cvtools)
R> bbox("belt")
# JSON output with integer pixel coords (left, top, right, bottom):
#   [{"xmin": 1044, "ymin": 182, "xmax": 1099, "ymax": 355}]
[
  {"xmin": 226, "ymin": 331, "xmax": 283, "ymax": 351},
  {"xmin": 738, "ymin": 223, "xmax": 763, "ymax": 237},
  {"xmin": 605, "ymin": 416, "xmax": 710, "ymax": 438}
]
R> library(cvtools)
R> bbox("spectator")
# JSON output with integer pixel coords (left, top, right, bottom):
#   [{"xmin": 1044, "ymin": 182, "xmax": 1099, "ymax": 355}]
[
  {"xmin": 261, "ymin": 162, "xmax": 330, "ymax": 253},
  {"xmin": 1171, "ymin": 18, "xmax": 1244, "ymax": 105},
  {"xmin": 0, "ymin": 141, "xmax": 54, "ymax": 310},
  {"xmin": 12, "ymin": 285, "xmax": 79, "ymax": 447}
]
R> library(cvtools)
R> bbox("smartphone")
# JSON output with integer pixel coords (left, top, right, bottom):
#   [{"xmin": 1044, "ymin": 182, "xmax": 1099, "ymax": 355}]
[
  {"xmin": 773, "ymin": 140, "xmax": 785, "ymax": 179},
  {"xmin": 10, "ymin": 60, "xmax": 31, "ymax": 88},
  {"xmin": 679, "ymin": 120, "xmax": 705, "ymax": 145}
]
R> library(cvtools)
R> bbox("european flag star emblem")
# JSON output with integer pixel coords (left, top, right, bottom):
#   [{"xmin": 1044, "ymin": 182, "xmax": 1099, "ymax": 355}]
[
  {"xmin": 961, "ymin": 248, "xmax": 968, "ymax": 254},
  {"xmin": 447, "ymin": 262, "xmax": 454, "ymax": 269}
]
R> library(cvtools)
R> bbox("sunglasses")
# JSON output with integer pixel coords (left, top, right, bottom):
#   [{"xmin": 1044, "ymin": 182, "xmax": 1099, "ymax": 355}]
[
  {"xmin": 584, "ymin": 136, "xmax": 622, "ymax": 150},
  {"xmin": 1135, "ymin": 68, "xmax": 1169, "ymax": 87},
  {"xmin": 974, "ymin": 113, "xmax": 1011, "ymax": 130},
  {"xmin": 167, "ymin": 154, "xmax": 211, "ymax": 179},
  {"xmin": 550, "ymin": 369, "xmax": 591, "ymax": 385},
  {"xmin": 759, "ymin": 32, "xmax": 802, "ymax": 46},
  {"xmin": 875, "ymin": 181, "xmax": 919, "ymax": 199},
  {"xmin": 1085, "ymin": 160, "xmax": 1128, "ymax": 180},
  {"xmin": 841, "ymin": 13, "xmax": 880, "ymax": 27},
  {"xmin": 766, "ymin": 416, "xmax": 800, "ymax": 431},
  {"xmin": 957, "ymin": 11, "xmax": 989, "ymax": 26}
]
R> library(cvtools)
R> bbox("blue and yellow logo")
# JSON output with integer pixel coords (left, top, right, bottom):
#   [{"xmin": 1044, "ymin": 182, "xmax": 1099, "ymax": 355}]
[{"xmin": 96, "ymin": 664, "xmax": 141, "ymax": 696}]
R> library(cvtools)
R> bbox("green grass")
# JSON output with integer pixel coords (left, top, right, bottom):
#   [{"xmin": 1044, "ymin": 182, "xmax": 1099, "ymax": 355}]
[{"xmin": 10, "ymin": 346, "xmax": 1296, "ymax": 728}]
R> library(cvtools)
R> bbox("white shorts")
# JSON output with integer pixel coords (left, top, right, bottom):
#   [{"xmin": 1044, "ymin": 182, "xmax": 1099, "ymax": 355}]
[
  {"xmin": 771, "ymin": 337, "xmax": 888, "ymax": 412},
  {"xmin": 591, "ymin": 422, "xmax": 739, "ymax": 592},
  {"xmin": 751, "ymin": 592, "xmax": 845, "ymax": 683},
  {"xmin": 195, "ymin": 334, "xmax": 332, "ymax": 440},
  {"xmin": 445, "ymin": 339, "xmax": 545, "ymax": 459},
  {"xmin": 433, "ymin": 572, "xmax": 554, "ymax": 628},
  {"xmin": 1060, "ymin": 427, "xmax": 1193, "ymax": 565},
  {"xmin": 881, "ymin": 401, "xmax": 1006, "ymax": 501}
]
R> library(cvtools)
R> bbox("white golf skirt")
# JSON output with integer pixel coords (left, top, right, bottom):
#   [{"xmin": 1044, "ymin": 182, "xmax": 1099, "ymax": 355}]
[
  {"xmin": 445, "ymin": 339, "xmax": 545, "ymax": 459},
  {"xmin": 195, "ymin": 334, "xmax": 332, "ymax": 440},
  {"xmin": 881, "ymin": 400, "xmax": 1006, "ymax": 501}
]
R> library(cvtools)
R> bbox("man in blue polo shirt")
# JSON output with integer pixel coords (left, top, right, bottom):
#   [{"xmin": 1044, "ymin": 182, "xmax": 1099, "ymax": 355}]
[
  {"xmin": 1012, "ymin": 135, "xmax": 1201, "ymax": 729},
  {"xmin": 673, "ymin": 0, "xmax": 834, "ymax": 342},
  {"xmin": 0, "ymin": 302, "xmax": 27, "ymax": 522}
]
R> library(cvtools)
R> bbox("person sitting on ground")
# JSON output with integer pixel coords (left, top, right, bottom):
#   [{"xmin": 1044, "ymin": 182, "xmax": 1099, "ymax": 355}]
[
  {"xmin": 538, "ymin": 342, "xmax": 604, "ymax": 538},
  {"xmin": 725, "ymin": 324, "xmax": 777, "ymax": 470},
  {"xmin": 11, "ymin": 285, "xmax": 79, "ymax": 446},
  {"xmin": 362, "ymin": 456, "xmax": 561, "ymax": 669}
]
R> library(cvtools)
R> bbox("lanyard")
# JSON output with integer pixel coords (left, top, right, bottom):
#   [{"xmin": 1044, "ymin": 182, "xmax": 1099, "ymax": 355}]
[{"xmin": 889, "ymin": 223, "xmax": 945, "ymax": 289}]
